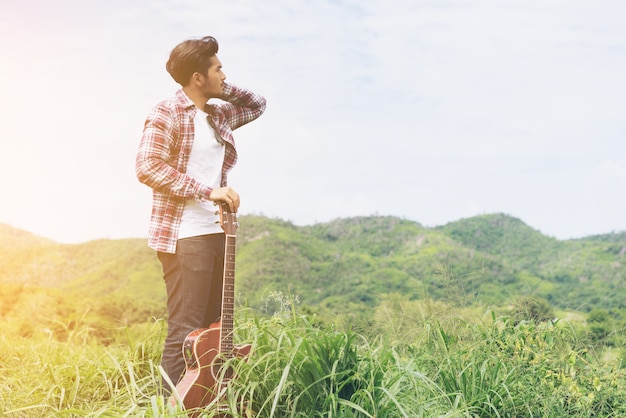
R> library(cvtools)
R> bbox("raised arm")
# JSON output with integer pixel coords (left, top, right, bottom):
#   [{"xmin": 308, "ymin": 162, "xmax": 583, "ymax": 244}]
[{"xmin": 211, "ymin": 83, "xmax": 267, "ymax": 130}]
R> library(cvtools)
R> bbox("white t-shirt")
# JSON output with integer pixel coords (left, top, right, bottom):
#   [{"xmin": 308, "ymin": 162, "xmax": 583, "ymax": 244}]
[{"xmin": 178, "ymin": 108, "xmax": 226, "ymax": 239}]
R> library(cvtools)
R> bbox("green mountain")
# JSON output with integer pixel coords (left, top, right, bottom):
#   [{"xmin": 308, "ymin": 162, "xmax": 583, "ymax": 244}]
[
  {"xmin": 0, "ymin": 223, "xmax": 55, "ymax": 249},
  {"xmin": 1, "ymin": 213, "xmax": 625, "ymax": 335}
]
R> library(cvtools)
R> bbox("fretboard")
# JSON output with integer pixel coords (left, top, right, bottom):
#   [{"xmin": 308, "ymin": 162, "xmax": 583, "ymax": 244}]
[{"xmin": 220, "ymin": 233, "xmax": 236, "ymax": 354}]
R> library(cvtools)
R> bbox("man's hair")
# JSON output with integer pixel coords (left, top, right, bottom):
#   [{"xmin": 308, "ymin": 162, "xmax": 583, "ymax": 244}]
[{"xmin": 166, "ymin": 36, "xmax": 219, "ymax": 86}]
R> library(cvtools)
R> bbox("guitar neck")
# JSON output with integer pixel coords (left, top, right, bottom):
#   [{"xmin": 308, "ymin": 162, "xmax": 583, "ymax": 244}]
[{"xmin": 220, "ymin": 233, "xmax": 236, "ymax": 354}]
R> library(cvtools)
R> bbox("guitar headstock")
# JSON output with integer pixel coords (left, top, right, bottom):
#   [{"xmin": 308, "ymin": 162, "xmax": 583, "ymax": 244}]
[{"xmin": 218, "ymin": 202, "xmax": 238, "ymax": 235}]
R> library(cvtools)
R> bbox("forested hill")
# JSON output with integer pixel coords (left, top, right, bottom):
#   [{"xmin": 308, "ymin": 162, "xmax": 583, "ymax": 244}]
[
  {"xmin": 0, "ymin": 223, "xmax": 55, "ymax": 249},
  {"xmin": 1, "ymin": 213, "xmax": 625, "ymax": 331}
]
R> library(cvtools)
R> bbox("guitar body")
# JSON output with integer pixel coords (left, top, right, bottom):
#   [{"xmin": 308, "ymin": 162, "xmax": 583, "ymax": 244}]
[
  {"xmin": 169, "ymin": 324, "xmax": 219, "ymax": 409},
  {"xmin": 169, "ymin": 321, "xmax": 252, "ymax": 410},
  {"xmin": 168, "ymin": 203, "xmax": 251, "ymax": 414}
]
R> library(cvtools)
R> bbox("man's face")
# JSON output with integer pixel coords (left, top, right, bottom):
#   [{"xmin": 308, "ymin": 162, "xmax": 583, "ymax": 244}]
[{"xmin": 200, "ymin": 55, "xmax": 226, "ymax": 98}]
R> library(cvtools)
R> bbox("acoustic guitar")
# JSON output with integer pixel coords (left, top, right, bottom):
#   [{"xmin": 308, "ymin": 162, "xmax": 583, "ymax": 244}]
[{"xmin": 168, "ymin": 202, "xmax": 251, "ymax": 413}]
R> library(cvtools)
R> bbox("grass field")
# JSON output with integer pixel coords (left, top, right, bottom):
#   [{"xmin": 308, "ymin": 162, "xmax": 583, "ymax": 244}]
[{"xmin": 2, "ymin": 297, "xmax": 625, "ymax": 417}]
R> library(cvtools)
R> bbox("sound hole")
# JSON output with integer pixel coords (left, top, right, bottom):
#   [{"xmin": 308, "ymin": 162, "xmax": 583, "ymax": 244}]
[{"xmin": 211, "ymin": 355, "xmax": 234, "ymax": 381}]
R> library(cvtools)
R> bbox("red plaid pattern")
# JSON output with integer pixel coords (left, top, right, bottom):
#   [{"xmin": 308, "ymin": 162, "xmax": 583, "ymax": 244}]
[{"xmin": 136, "ymin": 83, "xmax": 266, "ymax": 253}]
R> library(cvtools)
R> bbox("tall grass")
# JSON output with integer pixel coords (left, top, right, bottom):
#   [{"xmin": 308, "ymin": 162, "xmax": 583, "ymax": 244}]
[
  {"xmin": 227, "ymin": 312, "xmax": 454, "ymax": 417},
  {"xmin": 2, "ymin": 301, "xmax": 625, "ymax": 417},
  {"xmin": 0, "ymin": 319, "xmax": 169, "ymax": 417}
]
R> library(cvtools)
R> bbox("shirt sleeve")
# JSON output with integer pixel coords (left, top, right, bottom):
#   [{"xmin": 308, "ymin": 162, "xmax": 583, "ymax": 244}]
[
  {"xmin": 135, "ymin": 104, "xmax": 213, "ymax": 201},
  {"xmin": 218, "ymin": 83, "xmax": 267, "ymax": 130}
]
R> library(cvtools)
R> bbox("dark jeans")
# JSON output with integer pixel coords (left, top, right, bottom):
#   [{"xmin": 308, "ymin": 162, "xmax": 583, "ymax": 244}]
[{"xmin": 157, "ymin": 233, "xmax": 225, "ymax": 394}]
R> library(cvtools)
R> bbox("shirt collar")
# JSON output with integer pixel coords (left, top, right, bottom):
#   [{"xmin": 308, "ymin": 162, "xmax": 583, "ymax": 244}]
[{"xmin": 175, "ymin": 89, "xmax": 197, "ymax": 110}]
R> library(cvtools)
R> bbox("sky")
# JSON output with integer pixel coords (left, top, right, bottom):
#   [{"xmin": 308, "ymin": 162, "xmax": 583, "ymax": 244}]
[{"xmin": 0, "ymin": 0, "xmax": 625, "ymax": 243}]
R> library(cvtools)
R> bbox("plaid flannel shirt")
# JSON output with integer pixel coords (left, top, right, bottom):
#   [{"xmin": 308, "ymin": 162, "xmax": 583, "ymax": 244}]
[{"xmin": 136, "ymin": 83, "xmax": 266, "ymax": 253}]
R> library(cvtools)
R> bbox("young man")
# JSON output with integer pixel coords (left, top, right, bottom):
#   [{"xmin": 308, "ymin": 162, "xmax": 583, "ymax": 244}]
[{"xmin": 135, "ymin": 36, "xmax": 266, "ymax": 394}]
